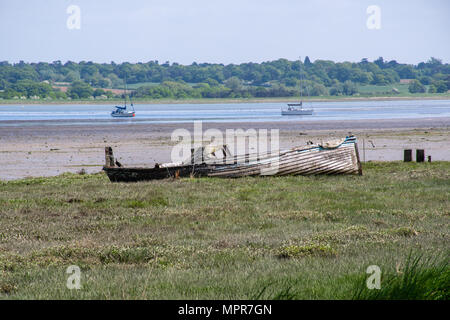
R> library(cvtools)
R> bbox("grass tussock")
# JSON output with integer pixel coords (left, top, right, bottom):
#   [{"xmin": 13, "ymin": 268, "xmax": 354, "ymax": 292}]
[
  {"xmin": 277, "ymin": 244, "xmax": 337, "ymax": 259},
  {"xmin": 353, "ymin": 252, "xmax": 449, "ymax": 300}
]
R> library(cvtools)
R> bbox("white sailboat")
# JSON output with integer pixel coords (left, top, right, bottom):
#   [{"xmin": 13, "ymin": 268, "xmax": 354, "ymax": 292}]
[
  {"xmin": 111, "ymin": 78, "xmax": 136, "ymax": 118},
  {"xmin": 111, "ymin": 105, "xmax": 135, "ymax": 117},
  {"xmin": 282, "ymin": 57, "xmax": 313, "ymax": 116}
]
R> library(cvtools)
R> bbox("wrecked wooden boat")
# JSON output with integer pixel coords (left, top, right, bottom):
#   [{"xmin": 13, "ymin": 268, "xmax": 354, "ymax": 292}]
[{"xmin": 103, "ymin": 136, "xmax": 362, "ymax": 182}]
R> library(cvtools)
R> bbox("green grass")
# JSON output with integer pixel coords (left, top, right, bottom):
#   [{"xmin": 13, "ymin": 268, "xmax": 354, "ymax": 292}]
[
  {"xmin": 356, "ymin": 83, "xmax": 443, "ymax": 97},
  {"xmin": 0, "ymin": 162, "xmax": 448, "ymax": 299},
  {"xmin": 353, "ymin": 252, "xmax": 449, "ymax": 300},
  {"xmin": 358, "ymin": 83, "xmax": 411, "ymax": 94},
  {"xmin": 124, "ymin": 82, "xmax": 161, "ymax": 89},
  {"xmin": 119, "ymin": 82, "xmax": 200, "ymax": 89}
]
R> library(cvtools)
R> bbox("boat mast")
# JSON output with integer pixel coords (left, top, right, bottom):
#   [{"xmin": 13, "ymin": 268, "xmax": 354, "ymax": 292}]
[
  {"xmin": 130, "ymin": 93, "xmax": 135, "ymax": 111},
  {"xmin": 123, "ymin": 74, "xmax": 135, "ymax": 112},
  {"xmin": 299, "ymin": 56, "xmax": 303, "ymax": 106},
  {"xmin": 129, "ymin": 85, "xmax": 135, "ymax": 111},
  {"xmin": 124, "ymin": 75, "xmax": 127, "ymax": 108}
]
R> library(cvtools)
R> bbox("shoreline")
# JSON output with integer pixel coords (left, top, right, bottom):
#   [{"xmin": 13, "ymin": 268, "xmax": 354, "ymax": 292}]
[
  {"xmin": 1, "ymin": 117, "xmax": 449, "ymax": 132},
  {"xmin": 1, "ymin": 95, "xmax": 450, "ymax": 105},
  {"xmin": 1, "ymin": 116, "xmax": 450, "ymax": 128}
]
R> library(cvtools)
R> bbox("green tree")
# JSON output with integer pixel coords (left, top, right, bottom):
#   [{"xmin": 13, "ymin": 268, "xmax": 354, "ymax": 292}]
[
  {"xmin": 310, "ymin": 83, "xmax": 328, "ymax": 96},
  {"xmin": 64, "ymin": 71, "xmax": 80, "ymax": 82},
  {"xmin": 53, "ymin": 89, "xmax": 67, "ymax": 99},
  {"xmin": 93, "ymin": 88, "xmax": 106, "ymax": 97},
  {"xmin": 205, "ymin": 78, "xmax": 219, "ymax": 87},
  {"xmin": 419, "ymin": 76, "xmax": 432, "ymax": 85},
  {"xmin": 10, "ymin": 80, "xmax": 53, "ymax": 98},
  {"xmin": 67, "ymin": 80, "xmax": 93, "ymax": 99},
  {"xmin": 224, "ymin": 77, "xmax": 242, "ymax": 91},
  {"xmin": 372, "ymin": 73, "xmax": 387, "ymax": 85},
  {"xmin": 343, "ymin": 80, "xmax": 358, "ymax": 95},
  {"xmin": 374, "ymin": 57, "xmax": 385, "ymax": 69},
  {"xmin": 428, "ymin": 84, "xmax": 437, "ymax": 93},
  {"xmin": 408, "ymin": 80, "xmax": 426, "ymax": 93},
  {"xmin": 304, "ymin": 56, "xmax": 312, "ymax": 66},
  {"xmin": 435, "ymin": 81, "xmax": 448, "ymax": 93},
  {"xmin": 329, "ymin": 81, "xmax": 344, "ymax": 96}
]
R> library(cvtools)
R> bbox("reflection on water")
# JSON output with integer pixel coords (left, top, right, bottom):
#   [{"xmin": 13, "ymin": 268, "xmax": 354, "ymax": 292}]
[{"xmin": 0, "ymin": 99, "xmax": 449, "ymax": 126}]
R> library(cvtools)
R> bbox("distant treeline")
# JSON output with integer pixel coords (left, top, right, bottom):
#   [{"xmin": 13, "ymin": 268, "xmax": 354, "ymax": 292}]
[{"xmin": 0, "ymin": 57, "xmax": 449, "ymax": 100}]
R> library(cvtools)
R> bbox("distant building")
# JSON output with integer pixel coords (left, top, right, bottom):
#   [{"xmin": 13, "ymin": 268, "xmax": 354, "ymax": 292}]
[{"xmin": 399, "ymin": 79, "xmax": 414, "ymax": 84}]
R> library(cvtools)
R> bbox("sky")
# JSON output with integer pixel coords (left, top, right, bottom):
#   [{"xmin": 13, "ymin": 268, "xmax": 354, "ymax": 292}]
[{"xmin": 0, "ymin": 0, "xmax": 449, "ymax": 65}]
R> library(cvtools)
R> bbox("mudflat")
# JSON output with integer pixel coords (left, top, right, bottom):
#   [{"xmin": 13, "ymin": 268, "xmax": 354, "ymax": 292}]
[{"xmin": 0, "ymin": 117, "xmax": 449, "ymax": 180}]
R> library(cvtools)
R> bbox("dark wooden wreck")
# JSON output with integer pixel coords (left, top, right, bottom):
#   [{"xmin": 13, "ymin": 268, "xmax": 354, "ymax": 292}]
[{"xmin": 103, "ymin": 136, "xmax": 362, "ymax": 182}]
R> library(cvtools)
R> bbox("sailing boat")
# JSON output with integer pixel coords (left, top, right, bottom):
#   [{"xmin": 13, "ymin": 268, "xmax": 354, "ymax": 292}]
[
  {"xmin": 111, "ymin": 77, "xmax": 135, "ymax": 118},
  {"xmin": 281, "ymin": 57, "xmax": 313, "ymax": 116}
]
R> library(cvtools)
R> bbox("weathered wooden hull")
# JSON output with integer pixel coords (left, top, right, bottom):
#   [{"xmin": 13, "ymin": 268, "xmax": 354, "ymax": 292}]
[
  {"xmin": 208, "ymin": 139, "xmax": 361, "ymax": 177},
  {"xmin": 103, "ymin": 136, "xmax": 362, "ymax": 182},
  {"xmin": 104, "ymin": 164, "xmax": 210, "ymax": 182}
]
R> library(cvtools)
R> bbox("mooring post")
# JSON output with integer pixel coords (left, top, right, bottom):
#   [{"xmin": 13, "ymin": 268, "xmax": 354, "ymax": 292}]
[
  {"xmin": 362, "ymin": 139, "xmax": 365, "ymax": 163},
  {"xmin": 404, "ymin": 149, "xmax": 412, "ymax": 162},
  {"xmin": 416, "ymin": 149, "xmax": 425, "ymax": 163},
  {"xmin": 105, "ymin": 147, "xmax": 115, "ymax": 167}
]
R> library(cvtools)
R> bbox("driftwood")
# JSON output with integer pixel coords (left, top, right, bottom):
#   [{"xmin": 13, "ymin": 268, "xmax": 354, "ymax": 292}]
[
  {"xmin": 105, "ymin": 147, "xmax": 115, "ymax": 167},
  {"xmin": 103, "ymin": 136, "xmax": 362, "ymax": 182}
]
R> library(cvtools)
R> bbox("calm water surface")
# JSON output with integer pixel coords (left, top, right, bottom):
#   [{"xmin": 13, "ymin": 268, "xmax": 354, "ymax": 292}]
[{"xmin": 0, "ymin": 99, "xmax": 449, "ymax": 126}]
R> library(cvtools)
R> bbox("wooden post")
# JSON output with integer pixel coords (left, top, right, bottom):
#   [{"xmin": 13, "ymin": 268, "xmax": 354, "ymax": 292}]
[
  {"xmin": 105, "ymin": 147, "xmax": 115, "ymax": 167},
  {"xmin": 362, "ymin": 139, "xmax": 365, "ymax": 163},
  {"xmin": 354, "ymin": 142, "xmax": 363, "ymax": 176},
  {"xmin": 222, "ymin": 145, "xmax": 227, "ymax": 164},
  {"xmin": 201, "ymin": 146, "xmax": 205, "ymax": 163},
  {"xmin": 416, "ymin": 149, "xmax": 425, "ymax": 163},
  {"xmin": 404, "ymin": 149, "xmax": 412, "ymax": 162}
]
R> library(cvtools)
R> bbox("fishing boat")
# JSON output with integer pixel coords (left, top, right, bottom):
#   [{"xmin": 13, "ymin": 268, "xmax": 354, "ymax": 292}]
[
  {"xmin": 111, "ymin": 78, "xmax": 136, "ymax": 117},
  {"xmin": 282, "ymin": 57, "xmax": 313, "ymax": 116},
  {"xmin": 103, "ymin": 136, "xmax": 362, "ymax": 182}
]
